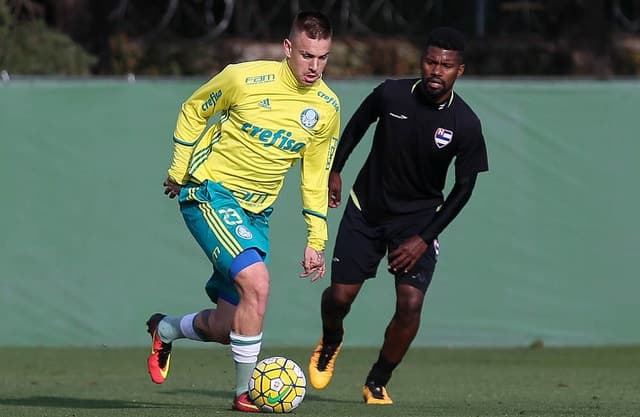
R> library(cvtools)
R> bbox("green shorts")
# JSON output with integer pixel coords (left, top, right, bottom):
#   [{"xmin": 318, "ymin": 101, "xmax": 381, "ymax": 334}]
[{"xmin": 179, "ymin": 180, "xmax": 271, "ymax": 305}]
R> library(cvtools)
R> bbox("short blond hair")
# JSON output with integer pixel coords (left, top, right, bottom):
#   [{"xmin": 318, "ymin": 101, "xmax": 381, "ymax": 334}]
[{"xmin": 289, "ymin": 11, "xmax": 332, "ymax": 40}]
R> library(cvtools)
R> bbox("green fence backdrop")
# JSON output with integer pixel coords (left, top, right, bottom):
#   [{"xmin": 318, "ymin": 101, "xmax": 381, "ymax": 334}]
[{"xmin": 1, "ymin": 79, "xmax": 638, "ymax": 348}]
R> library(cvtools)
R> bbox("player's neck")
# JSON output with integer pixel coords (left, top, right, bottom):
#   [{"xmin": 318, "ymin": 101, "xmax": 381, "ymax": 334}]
[{"xmin": 416, "ymin": 82, "xmax": 454, "ymax": 109}]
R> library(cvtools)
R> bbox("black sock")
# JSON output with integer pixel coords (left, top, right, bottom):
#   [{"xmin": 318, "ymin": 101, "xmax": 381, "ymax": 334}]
[
  {"xmin": 365, "ymin": 352, "xmax": 399, "ymax": 386},
  {"xmin": 322, "ymin": 326, "xmax": 344, "ymax": 346}
]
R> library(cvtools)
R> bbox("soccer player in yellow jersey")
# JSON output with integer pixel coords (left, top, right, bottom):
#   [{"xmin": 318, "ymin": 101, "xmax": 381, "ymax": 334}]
[{"xmin": 145, "ymin": 11, "xmax": 340, "ymax": 412}]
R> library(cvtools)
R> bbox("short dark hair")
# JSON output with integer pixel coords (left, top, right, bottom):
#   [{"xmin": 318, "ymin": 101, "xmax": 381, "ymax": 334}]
[
  {"xmin": 289, "ymin": 11, "xmax": 332, "ymax": 40},
  {"xmin": 425, "ymin": 26, "xmax": 465, "ymax": 59}
]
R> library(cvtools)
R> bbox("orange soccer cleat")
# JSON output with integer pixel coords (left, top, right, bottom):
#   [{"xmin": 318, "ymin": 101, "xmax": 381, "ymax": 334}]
[
  {"xmin": 232, "ymin": 392, "xmax": 260, "ymax": 413},
  {"xmin": 146, "ymin": 313, "xmax": 172, "ymax": 384}
]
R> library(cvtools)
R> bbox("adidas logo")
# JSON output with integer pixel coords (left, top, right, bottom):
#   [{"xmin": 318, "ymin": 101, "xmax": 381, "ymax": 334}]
[{"xmin": 258, "ymin": 98, "xmax": 271, "ymax": 110}]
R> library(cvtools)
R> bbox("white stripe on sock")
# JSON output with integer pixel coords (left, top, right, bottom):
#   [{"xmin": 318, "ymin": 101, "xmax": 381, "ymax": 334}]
[
  {"xmin": 230, "ymin": 331, "xmax": 262, "ymax": 363},
  {"xmin": 179, "ymin": 312, "xmax": 201, "ymax": 341}
]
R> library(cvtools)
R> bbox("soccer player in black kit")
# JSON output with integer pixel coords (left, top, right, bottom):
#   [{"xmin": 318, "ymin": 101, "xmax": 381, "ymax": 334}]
[{"xmin": 308, "ymin": 27, "xmax": 489, "ymax": 404}]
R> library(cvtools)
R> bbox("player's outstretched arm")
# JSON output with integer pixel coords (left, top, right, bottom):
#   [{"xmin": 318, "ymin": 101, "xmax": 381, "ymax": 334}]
[{"xmin": 419, "ymin": 173, "xmax": 478, "ymax": 243}]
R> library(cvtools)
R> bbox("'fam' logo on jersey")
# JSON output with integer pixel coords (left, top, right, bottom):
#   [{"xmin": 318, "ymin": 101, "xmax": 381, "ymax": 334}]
[
  {"xmin": 300, "ymin": 108, "xmax": 319, "ymax": 129},
  {"xmin": 245, "ymin": 74, "xmax": 276, "ymax": 85},
  {"xmin": 434, "ymin": 128, "xmax": 453, "ymax": 148}
]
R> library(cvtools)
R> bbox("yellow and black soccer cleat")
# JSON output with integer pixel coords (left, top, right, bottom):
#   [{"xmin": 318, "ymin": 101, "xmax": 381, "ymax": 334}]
[
  {"xmin": 308, "ymin": 338, "xmax": 343, "ymax": 389},
  {"xmin": 362, "ymin": 382, "xmax": 393, "ymax": 405}
]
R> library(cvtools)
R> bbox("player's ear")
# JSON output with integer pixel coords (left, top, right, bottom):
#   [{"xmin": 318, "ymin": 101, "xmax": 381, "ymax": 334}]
[
  {"xmin": 457, "ymin": 63, "xmax": 465, "ymax": 77},
  {"xmin": 283, "ymin": 39, "xmax": 292, "ymax": 58}
]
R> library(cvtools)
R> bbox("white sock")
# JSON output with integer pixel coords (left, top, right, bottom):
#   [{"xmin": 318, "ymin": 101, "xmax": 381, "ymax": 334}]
[
  {"xmin": 230, "ymin": 331, "xmax": 262, "ymax": 396},
  {"xmin": 157, "ymin": 312, "xmax": 201, "ymax": 343},
  {"xmin": 179, "ymin": 312, "xmax": 202, "ymax": 341}
]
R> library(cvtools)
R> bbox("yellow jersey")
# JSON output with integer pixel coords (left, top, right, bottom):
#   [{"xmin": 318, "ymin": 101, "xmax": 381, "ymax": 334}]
[{"xmin": 167, "ymin": 59, "xmax": 340, "ymax": 251}]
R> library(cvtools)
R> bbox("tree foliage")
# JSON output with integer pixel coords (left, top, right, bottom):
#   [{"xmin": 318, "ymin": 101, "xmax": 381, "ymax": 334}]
[
  {"xmin": 0, "ymin": 0, "xmax": 95, "ymax": 75},
  {"xmin": 2, "ymin": 0, "xmax": 640, "ymax": 76}
]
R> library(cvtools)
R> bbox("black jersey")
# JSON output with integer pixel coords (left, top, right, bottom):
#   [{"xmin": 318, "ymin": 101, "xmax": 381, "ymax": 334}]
[{"xmin": 332, "ymin": 78, "xmax": 488, "ymax": 222}]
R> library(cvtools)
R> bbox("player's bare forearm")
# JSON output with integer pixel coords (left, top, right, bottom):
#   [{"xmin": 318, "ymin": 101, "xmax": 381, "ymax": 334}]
[{"xmin": 328, "ymin": 171, "xmax": 342, "ymax": 208}]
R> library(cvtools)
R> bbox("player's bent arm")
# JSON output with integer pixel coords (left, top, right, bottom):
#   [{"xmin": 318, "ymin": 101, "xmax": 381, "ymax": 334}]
[
  {"xmin": 331, "ymin": 85, "xmax": 381, "ymax": 172},
  {"xmin": 168, "ymin": 65, "xmax": 240, "ymax": 183},
  {"xmin": 302, "ymin": 209, "xmax": 327, "ymax": 251},
  {"xmin": 167, "ymin": 136, "xmax": 197, "ymax": 184},
  {"xmin": 300, "ymin": 107, "xmax": 341, "ymax": 251},
  {"xmin": 301, "ymin": 168, "xmax": 331, "ymax": 251},
  {"xmin": 419, "ymin": 173, "xmax": 478, "ymax": 243},
  {"xmin": 174, "ymin": 66, "xmax": 237, "ymax": 140},
  {"xmin": 328, "ymin": 171, "xmax": 342, "ymax": 207}
]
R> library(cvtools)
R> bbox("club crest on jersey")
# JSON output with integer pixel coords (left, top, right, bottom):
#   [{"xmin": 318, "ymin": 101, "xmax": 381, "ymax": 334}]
[
  {"xmin": 235, "ymin": 225, "xmax": 253, "ymax": 240},
  {"xmin": 300, "ymin": 108, "xmax": 319, "ymax": 129},
  {"xmin": 434, "ymin": 128, "xmax": 453, "ymax": 148}
]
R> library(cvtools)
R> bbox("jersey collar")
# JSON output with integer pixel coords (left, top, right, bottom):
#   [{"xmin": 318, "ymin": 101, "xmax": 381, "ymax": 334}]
[
  {"xmin": 412, "ymin": 79, "xmax": 455, "ymax": 110},
  {"xmin": 279, "ymin": 59, "xmax": 314, "ymax": 91}
]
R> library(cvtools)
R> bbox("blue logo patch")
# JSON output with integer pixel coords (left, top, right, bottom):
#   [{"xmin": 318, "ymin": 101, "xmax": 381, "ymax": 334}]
[
  {"xmin": 235, "ymin": 225, "xmax": 253, "ymax": 239},
  {"xmin": 434, "ymin": 128, "xmax": 453, "ymax": 148},
  {"xmin": 300, "ymin": 108, "xmax": 319, "ymax": 129}
]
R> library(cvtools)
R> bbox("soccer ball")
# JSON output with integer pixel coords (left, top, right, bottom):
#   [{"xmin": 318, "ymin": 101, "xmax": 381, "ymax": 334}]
[{"xmin": 248, "ymin": 356, "xmax": 307, "ymax": 413}]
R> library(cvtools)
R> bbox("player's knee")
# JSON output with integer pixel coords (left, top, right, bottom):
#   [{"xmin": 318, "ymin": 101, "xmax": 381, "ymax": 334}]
[
  {"xmin": 239, "ymin": 278, "xmax": 270, "ymax": 310},
  {"xmin": 328, "ymin": 284, "xmax": 359, "ymax": 305},
  {"xmin": 234, "ymin": 262, "xmax": 270, "ymax": 317},
  {"xmin": 319, "ymin": 285, "xmax": 355, "ymax": 322},
  {"xmin": 397, "ymin": 291, "xmax": 424, "ymax": 320},
  {"xmin": 397, "ymin": 305, "xmax": 421, "ymax": 327}
]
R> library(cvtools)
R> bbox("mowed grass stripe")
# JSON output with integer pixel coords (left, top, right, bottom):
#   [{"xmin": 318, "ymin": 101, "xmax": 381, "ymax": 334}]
[{"xmin": 1, "ymin": 346, "xmax": 639, "ymax": 417}]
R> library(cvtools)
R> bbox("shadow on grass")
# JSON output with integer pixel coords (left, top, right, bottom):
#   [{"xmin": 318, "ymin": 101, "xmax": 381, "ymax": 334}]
[
  {"xmin": 304, "ymin": 393, "xmax": 359, "ymax": 405},
  {"xmin": 0, "ymin": 396, "xmax": 215, "ymax": 409},
  {"xmin": 162, "ymin": 389, "xmax": 358, "ymax": 404},
  {"xmin": 152, "ymin": 388, "xmax": 231, "ymax": 399}
]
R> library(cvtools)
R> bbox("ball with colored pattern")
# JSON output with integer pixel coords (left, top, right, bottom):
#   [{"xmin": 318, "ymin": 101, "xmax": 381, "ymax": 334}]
[{"xmin": 248, "ymin": 356, "xmax": 307, "ymax": 413}]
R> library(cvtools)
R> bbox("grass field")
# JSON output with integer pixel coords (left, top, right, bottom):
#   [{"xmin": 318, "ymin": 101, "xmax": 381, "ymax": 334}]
[{"xmin": 1, "ymin": 346, "xmax": 639, "ymax": 417}]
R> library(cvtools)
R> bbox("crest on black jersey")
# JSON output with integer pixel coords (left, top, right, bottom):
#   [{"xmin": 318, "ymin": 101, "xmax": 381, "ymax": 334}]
[{"xmin": 434, "ymin": 128, "xmax": 453, "ymax": 148}]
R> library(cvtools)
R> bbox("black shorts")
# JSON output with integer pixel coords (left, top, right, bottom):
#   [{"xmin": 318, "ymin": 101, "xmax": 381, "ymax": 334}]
[{"xmin": 331, "ymin": 198, "xmax": 439, "ymax": 293}]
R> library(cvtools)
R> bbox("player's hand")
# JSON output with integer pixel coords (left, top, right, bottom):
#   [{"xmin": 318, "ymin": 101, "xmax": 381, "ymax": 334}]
[
  {"xmin": 299, "ymin": 246, "xmax": 326, "ymax": 282},
  {"xmin": 388, "ymin": 235, "xmax": 428, "ymax": 273},
  {"xmin": 163, "ymin": 177, "xmax": 182, "ymax": 199},
  {"xmin": 328, "ymin": 171, "xmax": 342, "ymax": 208}
]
